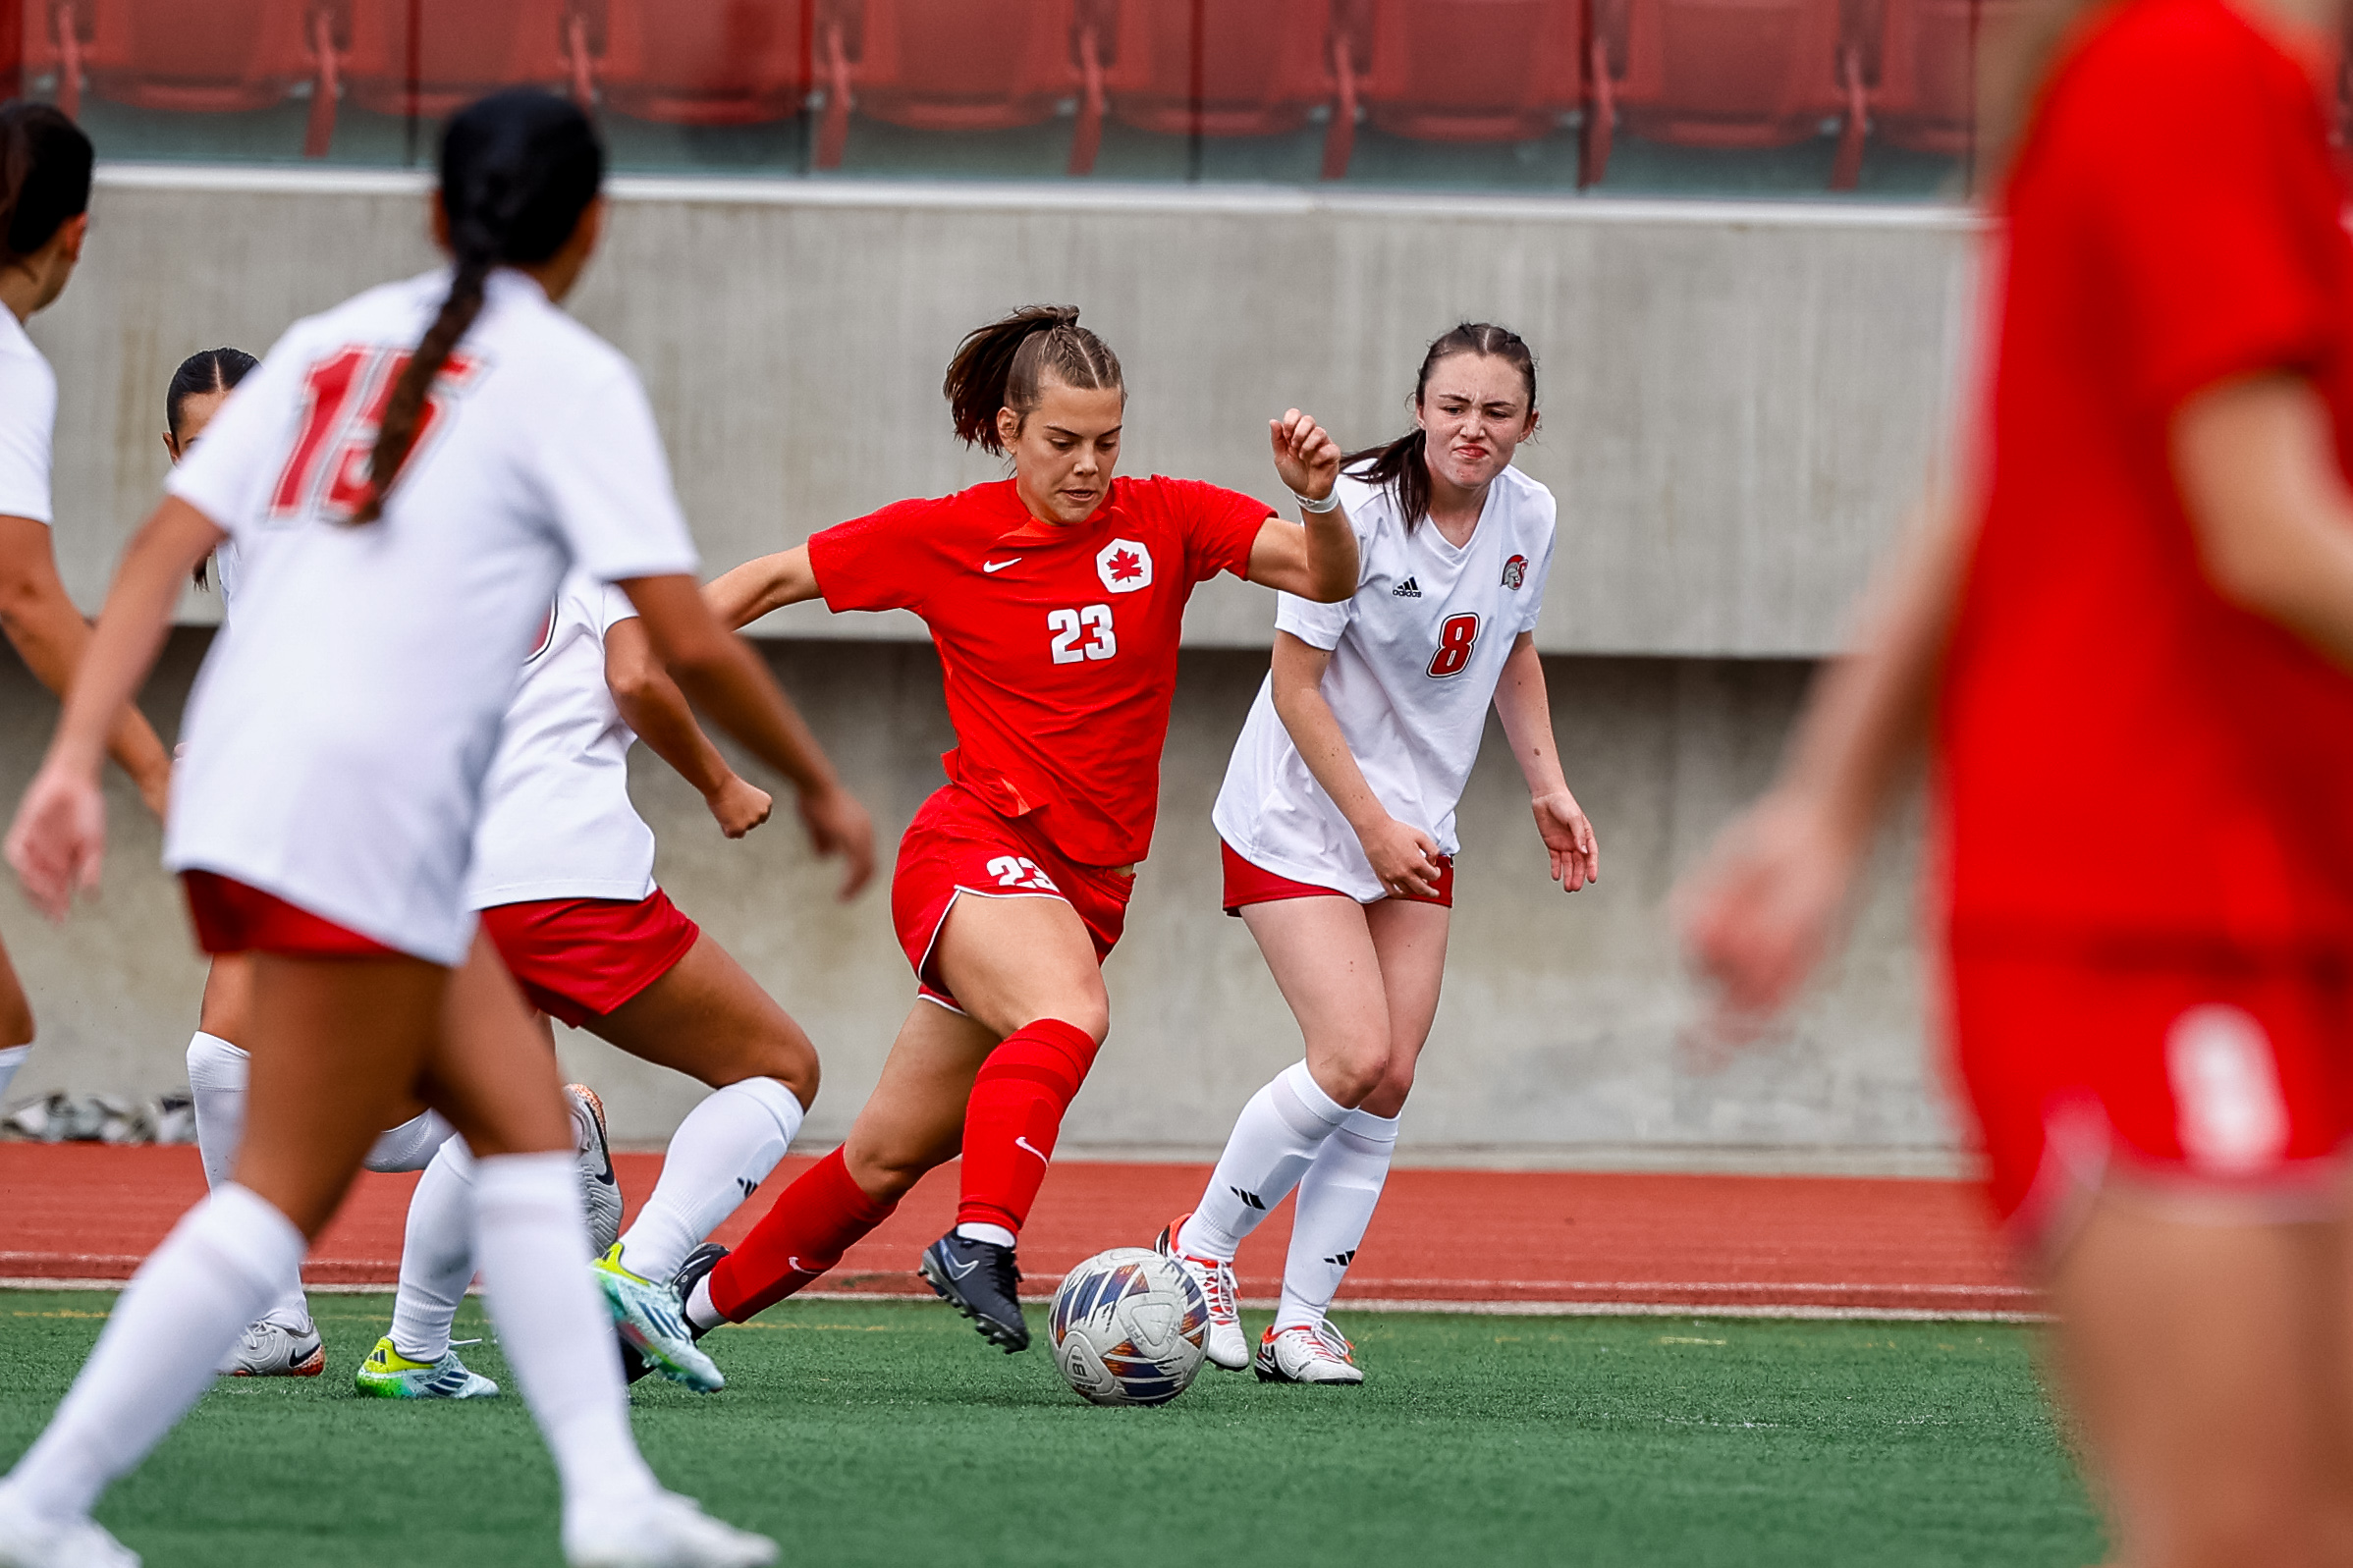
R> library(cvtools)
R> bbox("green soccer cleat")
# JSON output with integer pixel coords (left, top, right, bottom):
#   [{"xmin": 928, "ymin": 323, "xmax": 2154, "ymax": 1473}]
[
  {"xmin": 354, "ymin": 1335, "xmax": 500, "ymax": 1399},
  {"xmin": 596, "ymin": 1243, "xmax": 725, "ymax": 1393}
]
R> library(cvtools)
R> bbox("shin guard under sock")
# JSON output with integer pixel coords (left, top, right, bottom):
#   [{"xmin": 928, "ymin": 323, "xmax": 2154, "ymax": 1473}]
[
  {"xmin": 705, "ymin": 1146, "xmax": 897, "ymax": 1323},
  {"xmin": 955, "ymin": 1018, "xmax": 1100, "ymax": 1237}
]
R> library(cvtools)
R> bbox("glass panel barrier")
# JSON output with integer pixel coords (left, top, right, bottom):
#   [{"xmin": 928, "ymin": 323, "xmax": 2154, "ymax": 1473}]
[{"xmin": 0, "ymin": 0, "xmax": 2047, "ymax": 199}]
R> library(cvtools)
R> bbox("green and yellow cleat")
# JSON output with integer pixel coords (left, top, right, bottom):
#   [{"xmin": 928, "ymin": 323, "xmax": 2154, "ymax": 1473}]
[
  {"xmin": 596, "ymin": 1243, "xmax": 724, "ymax": 1393},
  {"xmin": 354, "ymin": 1335, "xmax": 500, "ymax": 1399}
]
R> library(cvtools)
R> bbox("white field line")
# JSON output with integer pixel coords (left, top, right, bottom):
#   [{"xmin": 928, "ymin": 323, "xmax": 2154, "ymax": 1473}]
[{"xmin": 0, "ymin": 1275, "xmax": 2043, "ymax": 1323}]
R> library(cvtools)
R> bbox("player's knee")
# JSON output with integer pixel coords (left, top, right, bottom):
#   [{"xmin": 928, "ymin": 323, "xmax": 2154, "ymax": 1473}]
[
  {"xmin": 1358, "ymin": 1065, "xmax": 1415, "ymax": 1120},
  {"xmin": 844, "ymin": 1139, "xmax": 933, "ymax": 1204},
  {"xmin": 728, "ymin": 1018, "xmax": 820, "ymax": 1108}
]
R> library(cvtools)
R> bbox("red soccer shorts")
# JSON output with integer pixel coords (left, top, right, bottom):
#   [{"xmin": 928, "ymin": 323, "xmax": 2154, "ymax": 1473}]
[
  {"xmin": 183, "ymin": 870, "xmax": 402, "ymax": 959},
  {"xmin": 1947, "ymin": 946, "xmax": 2353, "ymax": 1241},
  {"xmin": 893, "ymin": 784, "xmax": 1135, "ymax": 1010},
  {"xmin": 1219, "ymin": 839, "xmax": 1453, "ymax": 916},
  {"xmin": 477, "ymin": 890, "xmax": 701, "ymax": 1028}
]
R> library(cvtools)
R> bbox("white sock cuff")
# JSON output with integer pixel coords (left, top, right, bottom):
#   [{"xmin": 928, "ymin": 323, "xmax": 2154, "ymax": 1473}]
[
  {"xmin": 184, "ymin": 1031, "xmax": 249, "ymax": 1087},
  {"xmin": 1343, "ymin": 1108, "xmax": 1399, "ymax": 1144},
  {"xmin": 1276, "ymin": 1060, "xmax": 1351, "ymax": 1131},
  {"xmin": 472, "ymin": 1151, "xmax": 573, "ymax": 1213},
  {"xmin": 196, "ymin": 1184, "xmax": 307, "ymax": 1289},
  {"xmin": 362, "ymin": 1109, "xmax": 457, "ymax": 1173},
  {"xmin": 0, "ymin": 1043, "xmax": 30, "ymax": 1067},
  {"xmin": 723, "ymin": 1076, "xmax": 807, "ymax": 1146},
  {"xmin": 436, "ymin": 1136, "xmax": 477, "ymax": 1183}
]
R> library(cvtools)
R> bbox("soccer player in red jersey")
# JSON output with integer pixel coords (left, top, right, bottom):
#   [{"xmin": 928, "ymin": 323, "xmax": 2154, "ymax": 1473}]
[
  {"xmin": 681, "ymin": 304, "xmax": 1359, "ymax": 1353},
  {"xmin": 1680, "ymin": 1, "xmax": 2353, "ymax": 1557}
]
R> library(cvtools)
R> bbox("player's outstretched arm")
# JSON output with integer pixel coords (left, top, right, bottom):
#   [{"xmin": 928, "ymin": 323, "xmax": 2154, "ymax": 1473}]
[
  {"xmin": 2176, "ymin": 373, "xmax": 2353, "ymax": 670},
  {"xmin": 1247, "ymin": 409, "xmax": 1360, "ymax": 602},
  {"xmin": 704, "ymin": 545, "xmax": 822, "ymax": 632},
  {"xmin": 1674, "ymin": 490, "xmax": 1975, "ymax": 1028},
  {"xmin": 615, "ymin": 571, "xmax": 874, "ymax": 897},
  {"xmin": 603, "ymin": 615, "xmax": 772, "ymax": 838},
  {"xmin": 0, "ymin": 514, "xmax": 175, "ymax": 820},
  {"xmin": 1267, "ymin": 630, "xmax": 1445, "ymax": 898},
  {"xmin": 1492, "ymin": 631, "xmax": 1598, "ymax": 892},
  {"xmin": 6, "ymin": 496, "xmax": 224, "ymax": 917}
]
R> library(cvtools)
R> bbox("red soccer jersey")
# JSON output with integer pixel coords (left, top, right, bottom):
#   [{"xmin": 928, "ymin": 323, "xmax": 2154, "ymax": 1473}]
[
  {"xmin": 1940, "ymin": 0, "xmax": 2353, "ymax": 954},
  {"xmin": 810, "ymin": 474, "xmax": 1271, "ymax": 867}
]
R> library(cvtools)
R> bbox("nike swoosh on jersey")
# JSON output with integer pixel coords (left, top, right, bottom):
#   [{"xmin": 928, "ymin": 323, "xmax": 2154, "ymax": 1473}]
[{"xmin": 982, "ymin": 559, "xmax": 1021, "ymax": 573}]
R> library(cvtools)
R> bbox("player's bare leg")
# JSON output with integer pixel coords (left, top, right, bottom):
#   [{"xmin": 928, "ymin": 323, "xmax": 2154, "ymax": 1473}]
[
  {"xmin": 0, "ymin": 933, "xmax": 33, "ymax": 1106},
  {"xmin": 2044, "ymin": 1192, "xmax": 2350, "ymax": 1567}
]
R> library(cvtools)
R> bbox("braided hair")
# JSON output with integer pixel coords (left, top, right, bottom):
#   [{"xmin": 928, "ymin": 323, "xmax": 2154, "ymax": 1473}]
[
  {"xmin": 358, "ymin": 89, "xmax": 604, "ymax": 523},
  {"xmin": 942, "ymin": 304, "xmax": 1124, "ymax": 454},
  {"xmin": 169, "ymin": 348, "xmax": 260, "ymax": 589}
]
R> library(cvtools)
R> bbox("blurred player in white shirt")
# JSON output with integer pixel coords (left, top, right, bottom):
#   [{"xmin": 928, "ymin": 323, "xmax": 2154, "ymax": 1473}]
[
  {"xmin": 356, "ymin": 568, "xmax": 827, "ymax": 1397},
  {"xmin": 0, "ymin": 90, "xmax": 870, "ymax": 1568},
  {"xmin": 1160, "ymin": 325, "xmax": 1600, "ymax": 1384},
  {"xmin": 0, "ymin": 104, "xmax": 173, "ymax": 1117}
]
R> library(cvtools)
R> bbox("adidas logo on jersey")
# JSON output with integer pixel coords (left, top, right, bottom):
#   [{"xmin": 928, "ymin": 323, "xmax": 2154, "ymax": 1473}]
[{"xmin": 1392, "ymin": 577, "xmax": 1422, "ymax": 598}]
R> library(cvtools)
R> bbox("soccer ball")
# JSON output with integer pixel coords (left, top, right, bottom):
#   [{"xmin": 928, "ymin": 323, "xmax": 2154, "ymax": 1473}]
[{"xmin": 1047, "ymin": 1247, "xmax": 1210, "ymax": 1406}]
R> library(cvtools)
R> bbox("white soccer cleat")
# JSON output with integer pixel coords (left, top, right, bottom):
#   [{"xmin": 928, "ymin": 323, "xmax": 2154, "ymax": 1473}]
[
  {"xmin": 596, "ymin": 1245, "xmax": 725, "ymax": 1393},
  {"xmin": 564, "ymin": 1489, "xmax": 777, "ymax": 1568},
  {"xmin": 1153, "ymin": 1213, "xmax": 1247, "ymax": 1372},
  {"xmin": 568, "ymin": 1084, "xmax": 625, "ymax": 1258},
  {"xmin": 216, "ymin": 1309, "xmax": 324, "ymax": 1378},
  {"xmin": 1254, "ymin": 1321, "xmax": 1364, "ymax": 1385},
  {"xmin": 0, "ymin": 1483, "xmax": 140, "ymax": 1568}
]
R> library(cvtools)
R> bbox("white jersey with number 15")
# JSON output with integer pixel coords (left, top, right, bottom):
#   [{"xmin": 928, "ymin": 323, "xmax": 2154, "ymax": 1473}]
[{"xmin": 1213, "ymin": 466, "xmax": 1556, "ymax": 903}]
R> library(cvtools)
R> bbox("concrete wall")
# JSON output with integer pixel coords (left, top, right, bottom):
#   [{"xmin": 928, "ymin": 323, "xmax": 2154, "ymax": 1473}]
[
  {"xmin": 38, "ymin": 169, "xmax": 1977, "ymax": 655},
  {"xmin": 0, "ymin": 633, "xmax": 1948, "ymax": 1169},
  {"xmin": 3, "ymin": 172, "xmax": 1976, "ymax": 1166}
]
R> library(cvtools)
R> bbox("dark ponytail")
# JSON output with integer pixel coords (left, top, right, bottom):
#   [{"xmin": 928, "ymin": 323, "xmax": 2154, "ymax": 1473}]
[
  {"xmin": 359, "ymin": 88, "xmax": 603, "ymax": 523},
  {"xmin": 170, "ymin": 348, "xmax": 260, "ymax": 590},
  {"xmin": 942, "ymin": 303, "xmax": 1124, "ymax": 454},
  {"xmin": 0, "ymin": 102, "xmax": 94, "ymax": 269},
  {"xmin": 1342, "ymin": 323, "xmax": 1538, "ymax": 531}
]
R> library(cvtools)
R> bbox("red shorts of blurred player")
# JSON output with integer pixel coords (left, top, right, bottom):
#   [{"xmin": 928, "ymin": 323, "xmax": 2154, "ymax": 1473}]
[
  {"xmin": 1219, "ymin": 839, "xmax": 1454, "ymax": 916},
  {"xmin": 893, "ymin": 784, "xmax": 1135, "ymax": 1014},
  {"xmin": 1948, "ymin": 944, "xmax": 2353, "ymax": 1247},
  {"xmin": 183, "ymin": 870, "xmax": 403, "ymax": 959},
  {"xmin": 477, "ymin": 891, "xmax": 701, "ymax": 1029}
]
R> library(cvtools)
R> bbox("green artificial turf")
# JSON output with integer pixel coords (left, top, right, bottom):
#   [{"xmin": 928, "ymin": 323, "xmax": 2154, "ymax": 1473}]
[{"xmin": 0, "ymin": 1291, "xmax": 2102, "ymax": 1567}]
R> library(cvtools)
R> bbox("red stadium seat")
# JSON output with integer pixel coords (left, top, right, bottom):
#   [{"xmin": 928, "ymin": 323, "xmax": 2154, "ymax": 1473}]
[
  {"xmin": 2, "ymin": 0, "xmax": 23, "ymax": 101},
  {"xmin": 1860, "ymin": 0, "xmax": 2013, "ymax": 155},
  {"xmin": 813, "ymin": 0, "xmax": 1099, "ymax": 173},
  {"xmin": 1346, "ymin": 0, "xmax": 1584, "ymax": 165},
  {"xmin": 1099, "ymin": 0, "xmax": 1352, "ymax": 179},
  {"xmin": 1589, "ymin": 0, "xmax": 1863, "ymax": 188},
  {"xmin": 336, "ymin": 0, "xmax": 593, "ymax": 121},
  {"xmin": 598, "ymin": 0, "xmax": 813, "ymax": 126},
  {"xmin": 59, "ymin": 0, "xmax": 338, "ymax": 152}
]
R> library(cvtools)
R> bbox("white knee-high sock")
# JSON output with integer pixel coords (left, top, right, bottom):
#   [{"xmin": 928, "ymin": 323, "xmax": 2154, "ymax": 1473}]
[
  {"xmin": 471, "ymin": 1153, "xmax": 658, "ymax": 1520},
  {"xmin": 363, "ymin": 1108, "xmax": 457, "ymax": 1174},
  {"xmin": 1, "ymin": 1185, "xmax": 302, "ymax": 1523},
  {"xmin": 389, "ymin": 1137, "xmax": 477, "ymax": 1362},
  {"xmin": 617, "ymin": 1078, "xmax": 804, "ymax": 1282},
  {"xmin": 1277, "ymin": 1107, "xmax": 1399, "ymax": 1332},
  {"xmin": 183, "ymin": 1032, "xmax": 309, "ymax": 1325},
  {"xmin": 1178, "ymin": 1060, "xmax": 1350, "ymax": 1261},
  {"xmin": 0, "ymin": 1043, "xmax": 29, "ymax": 1104}
]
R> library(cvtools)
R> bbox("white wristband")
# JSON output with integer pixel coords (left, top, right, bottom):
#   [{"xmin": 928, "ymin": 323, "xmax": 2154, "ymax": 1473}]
[{"xmin": 1293, "ymin": 489, "xmax": 1340, "ymax": 514}]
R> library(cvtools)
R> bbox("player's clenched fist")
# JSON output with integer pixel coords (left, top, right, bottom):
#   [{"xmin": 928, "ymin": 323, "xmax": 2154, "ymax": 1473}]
[{"xmin": 1270, "ymin": 408, "xmax": 1341, "ymax": 503}]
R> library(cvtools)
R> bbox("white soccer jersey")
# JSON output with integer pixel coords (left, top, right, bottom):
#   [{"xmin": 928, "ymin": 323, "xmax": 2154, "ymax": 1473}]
[
  {"xmin": 465, "ymin": 571, "xmax": 657, "ymax": 910},
  {"xmin": 1213, "ymin": 465, "xmax": 1556, "ymax": 903},
  {"xmin": 162, "ymin": 268, "xmax": 700, "ymax": 964},
  {"xmin": 0, "ymin": 309, "xmax": 57, "ymax": 524}
]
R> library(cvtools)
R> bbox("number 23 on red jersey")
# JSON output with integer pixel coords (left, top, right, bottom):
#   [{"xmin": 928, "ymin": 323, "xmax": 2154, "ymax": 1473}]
[{"xmin": 270, "ymin": 346, "xmax": 479, "ymax": 523}]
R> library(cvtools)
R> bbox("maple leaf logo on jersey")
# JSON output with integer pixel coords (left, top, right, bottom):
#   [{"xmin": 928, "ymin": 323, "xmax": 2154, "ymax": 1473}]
[
  {"xmin": 1095, "ymin": 538, "xmax": 1154, "ymax": 595},
  {"xmin": 1502, "ymin": 554, "xmax": 1528, "ymax": 590}
]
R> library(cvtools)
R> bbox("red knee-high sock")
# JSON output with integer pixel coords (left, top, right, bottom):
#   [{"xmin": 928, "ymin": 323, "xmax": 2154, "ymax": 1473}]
[
  {"xmin": 956, "ymin": 1018, "xmax": 1100, "ymax": 1237},
  {"xmin": 707, "ymin": 1147, "xmax": 898, "ymax": 1321}
]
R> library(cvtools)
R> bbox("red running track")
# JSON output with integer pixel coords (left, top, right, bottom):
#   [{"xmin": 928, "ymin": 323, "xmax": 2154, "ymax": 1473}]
[{"xmin": 0, "ymin": 1144, "xmax": 2034, "ymax": 1317}]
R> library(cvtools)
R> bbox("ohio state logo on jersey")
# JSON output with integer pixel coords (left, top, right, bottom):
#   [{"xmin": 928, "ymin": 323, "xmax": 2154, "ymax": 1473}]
[
  {"xmin": 1096, "ymin": 538, "xmax": 1153, "ymax": 594},
  {"xmin": 1502, "ymin": 554, "xmax": 1528, "ymax": 590}
]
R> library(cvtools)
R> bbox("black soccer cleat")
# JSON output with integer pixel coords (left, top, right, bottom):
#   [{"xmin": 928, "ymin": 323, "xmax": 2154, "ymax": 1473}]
[
  {"xmin": 619, "ymin": 1242, "xmax": 730, "ymax": 1386},
  {"xmin": 918, "ymin": 1230, "xmax": 1029, "ymax": 1353}
]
